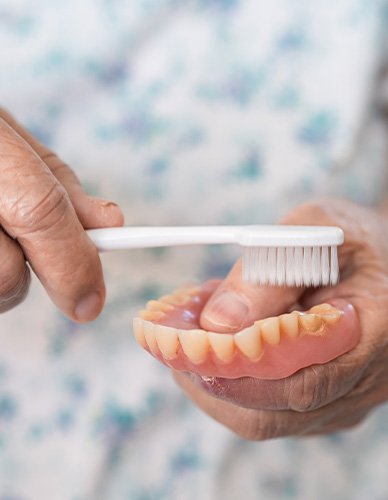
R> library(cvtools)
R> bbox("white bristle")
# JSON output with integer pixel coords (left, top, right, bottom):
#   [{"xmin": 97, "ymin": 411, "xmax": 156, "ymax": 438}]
[
  {"xmin": 294, "ymin": 247, "xmax": 304, "ymax": 287},
  {"xmin": 268, "ymin": 247, "xmax": 277, "ymax": 285},
  {"xmin": 312, "ymin": 246, "xmax": 321, "ymax": 287},
  {"xmin": 330, "ymin": 245, "xmax": 339, "ymax": 285},
  {"xmin": 258, "ymin": 247, "xmax": 268, "ymax": 284},
  {"xmin": 285, "ymin": 247, "xmax": 295, "ymax": 286},
  {"xmin": 302, "ymin": 247, "xmax": 312, "ymax": 286},
  {"xmin": 321, "ymin": 246, "xmax": 330, "ymax": 285},
  {"xmin": 276, "ymin": 247, "xmax": 286, "ymax": 285},
  {"xmin": 242, "ymin": 246, "xmax": 249, "ymax": 282},
  {"xmin": 242, "ymin": 244, "xmax": 340, "ymax": 287},
  {"xmin": 252, "ymin": 245, "xmax": 259, "ymax": 282}
]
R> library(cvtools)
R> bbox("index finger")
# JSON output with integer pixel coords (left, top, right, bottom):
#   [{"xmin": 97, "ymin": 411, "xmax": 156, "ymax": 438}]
[{"xmin": 0, "ymin": 118, "xmax": 105, "ymax": 321}]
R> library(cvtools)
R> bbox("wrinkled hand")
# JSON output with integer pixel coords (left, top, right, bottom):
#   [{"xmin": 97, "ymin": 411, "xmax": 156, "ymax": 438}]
[
  {"xmin": 0, "ymin": 109, "xmax": 124, "ymax": 321},
  {"xmin": 174, "ymin": 199, "xmax": 388, "ymax": 439}
]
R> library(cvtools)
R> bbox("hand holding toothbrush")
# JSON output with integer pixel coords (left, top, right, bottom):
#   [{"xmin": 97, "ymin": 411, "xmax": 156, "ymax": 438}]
[
  {"xmin": 0, "ymin": 109, "xmax": 124, "ymax": 321},
  {"xmin": 174, "ymin": 199, "xmax": 388, "ymax": 438}
]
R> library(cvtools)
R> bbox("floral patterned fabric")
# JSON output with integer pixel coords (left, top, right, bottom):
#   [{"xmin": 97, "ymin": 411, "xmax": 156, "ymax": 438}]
[{"xmin": 0, "ymin": 1, "xmax": 388, "ymax": 499}]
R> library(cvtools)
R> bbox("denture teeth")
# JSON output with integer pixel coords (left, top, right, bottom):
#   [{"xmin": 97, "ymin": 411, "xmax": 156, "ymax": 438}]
[
  {"xmin": 178, "ymin": 329, "xmax": 209, "ymax": 364},
  {"xmin": 299, "ymin": 313, "xmax": 323, "ymax": 333},
  {"xmin": 133, "ymin": 318, "xmax": 147, "ymax": 348},
  {"xmin": 172, "ymin": 292, "xmax": 193, "ymax": 304},
  {"xmin": 307, "ymin": 303, "xmax": 342, "ymax": 325},
  {"xmin": 279, "ymin": 311, "xmax": 300, "ymax": 338},
  {"xmin": 155, "ymin": 325, "xmax": 179, "ymax": 360},
  {"xmin": 321, "ymin": 311, "xmax": 343, "ymax": 325},
  {"xmin": 136, "ymin": 293, "xmax": 345, "ymax": 368},
  {"xmin": 234, "ymin": 325, "xmax": 262, "ymax": 360},
  {"xmin": 159, "ymin": 293, "xmax": 191, "ymax": 306},
  {"xmin": 146, "ymin": 300, "xmax": 174, "ymax": 313},
  {"xmin": 139, "ymin": 310, "xmax": 165, "ymax": 322},
  {"xmin": 308, "ymin": 303, "xmax": 337, "ymax": 314},
  {"xmin": 208, "ymin": 332, "xmax": 235, "ymax": 363},
  {"xmin": 143, "ymin": 321, "xmax": 159, "ymax": 354},
  {"xmin": 185, "ymin": 286, "xmax": 201, "ymax": 296},
  {"xmin": 259, "ymin": 317, "xmax": 281, "ymax": 345}
]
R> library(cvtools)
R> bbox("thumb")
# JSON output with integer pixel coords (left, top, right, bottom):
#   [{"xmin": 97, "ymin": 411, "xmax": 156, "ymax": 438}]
[
  {"xmin": 200, "ymin": 200, "xmax": 343, "ymax": 332},
  {"xmin": 200, "ymin": 259, "xmax": 303, "ymax": 332}
]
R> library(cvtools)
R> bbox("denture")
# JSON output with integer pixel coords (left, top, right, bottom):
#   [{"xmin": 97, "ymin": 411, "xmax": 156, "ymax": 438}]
[{"xmin": 133, "ymin": 280, "xmax": 360, "ymax": 380}]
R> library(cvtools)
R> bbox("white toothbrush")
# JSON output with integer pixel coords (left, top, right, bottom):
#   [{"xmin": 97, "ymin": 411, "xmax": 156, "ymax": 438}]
[{"xmin": 87, "ymin": 225, "xmax": 344, "ymax": 287}]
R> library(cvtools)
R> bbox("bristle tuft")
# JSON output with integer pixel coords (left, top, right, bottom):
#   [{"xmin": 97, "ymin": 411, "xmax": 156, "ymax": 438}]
[{"xmin": 242, "ymin": 245, "xmax": 339, "ymax": 287}]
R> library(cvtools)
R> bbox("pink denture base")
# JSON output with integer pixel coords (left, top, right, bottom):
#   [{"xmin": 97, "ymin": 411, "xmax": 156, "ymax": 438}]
[{"xmin": 141, "ymin": 281, "xmax": 360, "ymax": 380}]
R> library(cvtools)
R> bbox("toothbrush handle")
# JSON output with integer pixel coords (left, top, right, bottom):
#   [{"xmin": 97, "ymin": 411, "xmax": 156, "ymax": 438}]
[{"xmin": 86, "ymin": 226, "xmax": 239, "ymax": 251}]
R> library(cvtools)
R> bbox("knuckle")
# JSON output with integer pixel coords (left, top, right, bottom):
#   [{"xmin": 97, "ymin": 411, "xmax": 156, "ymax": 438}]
[
  {"xmin": 42, "ymin": 153, "xmax": 68, "ymax": 175},
  {"xmin": 0, "ymin": 131, "xmax": 26, "ymax": 160},
  {"xmin": 289, "ymin": 360, "xmax": 359, "ymax": 412},
  {"xmin": 288, "ymin": 367, "xmax": 333, "ymax": 412},
  {"xmin": 0, "ymin": 265, "xmax": 30, "ymax": 312},
  {"xmin": 41, "ymin": 153, "xmax": 80, "ymax": 186},
  {"xmin": 232, "ymin": 412, "xmax": 281, "ymax": 441},
  {"xmin": 283, "ymin": 200, "xmax": 331, "ymax": 226},
  {"xmin": 233, "ymin": 423, "xmax": 264, "ymax": 441},
  {"xmin": 347, "ymin": 368, "xmax": 378, "ymax": 398},
  {"xmin": 14, "ymin": 183, "xmax": 70, "ymax": 235}
]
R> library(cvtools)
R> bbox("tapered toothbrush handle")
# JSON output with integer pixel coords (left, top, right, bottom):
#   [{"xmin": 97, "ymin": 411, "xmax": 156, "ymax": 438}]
[
  {"xmin": 86, "ymin": 226, "xmax": 239, "ymax": 251},
  {"xmin": 87, "ymin": 225, "xmax": 344, "ymax": 251}
]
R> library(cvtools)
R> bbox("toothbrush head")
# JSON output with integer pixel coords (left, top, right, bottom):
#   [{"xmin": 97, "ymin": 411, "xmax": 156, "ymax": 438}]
[{"xmin": 240, "ymin": 226, "xmax": 344, "ymax": 287}]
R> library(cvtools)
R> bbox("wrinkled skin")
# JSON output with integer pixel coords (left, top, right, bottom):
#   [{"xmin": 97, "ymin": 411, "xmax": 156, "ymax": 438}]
[
  {"xmin": 0, "ymin": 108, "xmax": 124, "ymax": 321},
  {"xmin": 174, "ymin": 200, "xmax": 388, "ymax": 439},
  {"xmin": 2, "ymin": 108, "xmax": 387, "ymax": 438}
]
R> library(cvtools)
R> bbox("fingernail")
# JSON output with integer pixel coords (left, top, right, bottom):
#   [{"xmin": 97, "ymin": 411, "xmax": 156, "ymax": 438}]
[
  {"xmin": 203, "ymin": 291, "xmax": 249, "ymax": 330},
  {"xmin": 97, "ymin": 199, "xmax": 119, "ymax": 209},
  {"xmin": 74, "ymin": 291, "xmax": 103, "ymax": 322},
  {"xmin": 95, "ymin": 199, "xmax": 125, "ymax": 225}
]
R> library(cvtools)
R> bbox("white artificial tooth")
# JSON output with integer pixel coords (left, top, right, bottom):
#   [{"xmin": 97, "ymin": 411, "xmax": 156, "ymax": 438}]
[
  {"xmin": 185, "ymin": 286, "xmax": 201, "ymax": 296},
  {"xmin": 309, "ymin": 303, "xmax": 336, "ymax": 314},
  {"xmin": 259, "ymin": 317, "xmax": 280, "ymax": 345},
  {"xmin": 279, "ymin": 312, "xmax": 299, "ymax": 338},
  {"xmin": 159, "ymin": 293, "xmax": 190, "ymax": 306},
  {"xmin": 307, "ymin": 304, "xmax": 342, "ymax": 325},
  {"xmin": 133, "ymin": 318, "xmax": 147, "ymax": 348},
  {"xmin": 208, "ymin": 332, "xmax": 235, "ymax": 363},
  {"xmin": 172, "ymin": 291, "xmax": 192, "ymax": 303},
  {"xmin": 139, "ymin": 309, "xmax": 165, "ymax": 322},
  {"xmin": 146, "ymin": 300, "xmax": 174, "ymax": 313},
  {"xmin": 143, "ymin": 321, "xmax": 159, "ymax": 354},
  {"xmin": 155, "ymin": 325, "xmax": 179, "ymax": 360},
  {"xmin": 299, "ymin": 313, "xmax": 323, "ymax": 333},
  {"xmin": 178, "ymin": 329, "xmax": 209, "ymax": 365},
  {"xmin": 234, "ymin": 325, "xmax": 262, "ymax": 359},
  {"xmin": 321, "ymin": 312, "xmax": 343, "ymax": 325}
]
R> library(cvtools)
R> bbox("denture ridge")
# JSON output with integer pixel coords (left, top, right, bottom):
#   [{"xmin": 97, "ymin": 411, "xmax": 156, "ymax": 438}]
[{"xmin": 134, "ymin": 301, "xmax": 343, "ymax": 365}]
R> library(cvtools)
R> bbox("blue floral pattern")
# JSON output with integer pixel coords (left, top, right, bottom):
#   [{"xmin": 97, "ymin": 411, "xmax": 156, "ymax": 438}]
[{"xmin": 0, "ymin": 0, "xmax": 388, "ymax": 498}]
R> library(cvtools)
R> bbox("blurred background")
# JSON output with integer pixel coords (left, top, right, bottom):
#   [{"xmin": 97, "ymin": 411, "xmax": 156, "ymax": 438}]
[{"xmin": 0, "ymin": 0, "xmax": 388, "ymax": 499}]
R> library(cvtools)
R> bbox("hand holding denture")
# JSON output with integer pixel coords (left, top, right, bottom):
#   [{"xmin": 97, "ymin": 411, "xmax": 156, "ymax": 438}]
[
  {"xmin": 135, "ymin": 199, "xmax": 388, "ymax": 438},
  {"xmin": 0, "ymin": 109, "xmax": 123, "ymax": 321}
]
